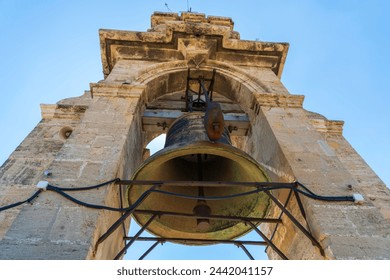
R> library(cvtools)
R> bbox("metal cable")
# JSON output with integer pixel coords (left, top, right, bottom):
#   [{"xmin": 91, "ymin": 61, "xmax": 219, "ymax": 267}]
[
  {"xmin": 0, "ymin": 180, "xmax": 355, "ymax": 213},
  {"xmin": 48, "ymin": 178, "xmax": 120, "ymax": 191},
  {"xmin": 46, "ymin": 185, "xmax": 126, "ymax": 211},
  {"xmin": 0, "ymin": 189, "xmax": 42, "ymax": 212},
  {"xmin": 48, "ymin": 184, "xmax": 354, "ymax": 213}
]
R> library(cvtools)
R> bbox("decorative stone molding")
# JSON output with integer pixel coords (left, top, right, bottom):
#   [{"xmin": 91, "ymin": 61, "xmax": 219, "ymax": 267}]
[
  {"xmin": 151, "ymin": 12, "xmax": 235, "ymax": 30},
  {"xmin": 40, "ymin": 104, "xmax": 87, "ymax": 120},
  {"xmin": 311, "ymin": 119, "xmax": 344, "ymax": 135},
  {"xmin": 306, "ymin": 111, "xmax": 344, "ymax": 135},
  {"xmin": 255, "ymin": 93, "xmax": 304, "ymax": 108},
  {"xmin": 99, "ymin": 12, "xmax": 288, "ymax": 79},
  {"xmin": 89, "ymin": 82, "xmax": 146, "ymax": 98}
]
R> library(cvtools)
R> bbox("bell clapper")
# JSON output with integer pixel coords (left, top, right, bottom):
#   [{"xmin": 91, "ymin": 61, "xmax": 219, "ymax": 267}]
[{"xmin": 192, "ymin": 154, "xmax": 211, "ymax": 230}]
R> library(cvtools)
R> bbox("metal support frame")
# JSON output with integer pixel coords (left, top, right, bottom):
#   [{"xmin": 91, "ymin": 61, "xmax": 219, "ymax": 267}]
[
  {"xmin": 236, "ymin": 243, "xmax": 255, "ymax": 260},
  {"xmin": 185, "ymin": 68, "xmax": 216, "ymax": 112},
  {"xmin": 265, "ymin": 189, "xmax": 293, "ymax": 252},
  {"xmin": 114, "ymin": 214, "xmax": 158, "ymax": 260},
  {"xmin": 94, "ymin": 185, "xmax": 157, "ymax": 253},
  {"xmin": 248, "ymin": 221, "xmax": 288, "ymax": 260},
  {"xmin": 264, "ymin": 190, "xmax": 325, "ymax": 256},
  {"xmin": 139, "ymin": 240, "xmax": 162, "ymax": 260},
  {"xmin": 120, "ymin": 209, "xmax": 288, "ymax": 260},
  {"xmin": 127, "ymin": 236, "xmax": 268, "ymax": 246},
  {"xmin": 94, "ymin": 179, "xmax": 327, "ymax": 260}
]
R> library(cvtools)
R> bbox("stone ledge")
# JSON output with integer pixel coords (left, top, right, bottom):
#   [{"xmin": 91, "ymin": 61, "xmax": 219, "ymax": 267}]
[
  {"xmin": 310, "ymin": 119, "xmax": 344, "ymax": 135},
  {"xmin": 255, "ymin": 93, "xmax": 304, "ymax": 108},
  {"xmin": 40, "ymin": 104, "xmax": 87, "ymax": 120},
  {"xmin": 89, "ymin": 82, "xmax": 146, "ymax": 98}
]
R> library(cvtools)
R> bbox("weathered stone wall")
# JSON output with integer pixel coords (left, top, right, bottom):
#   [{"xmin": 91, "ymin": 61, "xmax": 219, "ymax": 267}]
[
  {"xmin": 246, "ymin": 91, "xmax": 390, "ymax": 259},
  {"xmin": 0, "ymin": 86, "xmax": 145, "ymax": 259}
]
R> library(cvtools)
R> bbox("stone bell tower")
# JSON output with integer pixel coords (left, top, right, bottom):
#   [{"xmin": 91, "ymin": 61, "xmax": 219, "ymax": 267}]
[{"xmin": 1, "ymin": 12, "xmax": 389, "ymax": 260}]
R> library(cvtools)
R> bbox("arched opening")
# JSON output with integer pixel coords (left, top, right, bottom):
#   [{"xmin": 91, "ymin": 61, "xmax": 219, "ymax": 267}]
[
  {"xmin": 121, "ymin": 66, "xmax": 274, "ymax": 259},
  {"xmin": 136, "ymin": 62, "xmax": 266, "ymax": 116},
  {"xmin": 103, "ymin": 64, "xmax": 319, "ymax": 260}
]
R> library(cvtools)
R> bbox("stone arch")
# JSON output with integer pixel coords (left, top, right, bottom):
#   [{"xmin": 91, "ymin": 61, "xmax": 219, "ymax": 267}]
[
  {"xmin": 135, "ymin": 60, "xmax": 265, "ymax": 110},
  {"xmin": 133, "ymin": 60, "xmax": 274, "ymax": 156},
  {"xmin": 131, "ymin": 60, "xmax": 290, "ymax": 180}
]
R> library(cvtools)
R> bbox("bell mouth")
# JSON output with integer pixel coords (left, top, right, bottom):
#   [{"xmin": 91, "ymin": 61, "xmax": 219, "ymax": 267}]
[{"xmin": 127, "ymin": 141, "xmax": 270, "ymax": 244}]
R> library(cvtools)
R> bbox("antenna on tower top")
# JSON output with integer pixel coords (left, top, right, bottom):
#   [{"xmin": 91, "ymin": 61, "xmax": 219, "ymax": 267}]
[{"xmin": 187, "ymin": 0, "xmax": 192, "ymax": 12}]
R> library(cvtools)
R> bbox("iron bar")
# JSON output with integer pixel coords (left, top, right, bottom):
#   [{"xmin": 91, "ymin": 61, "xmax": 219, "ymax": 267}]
[
  {"xmin": 118, "ymin": 184, "xmax": 128, "ymax": 247},
  {"xmin": 248, "ymin": 221, "xmax": 288, "ymax": 260},
  {"xmin": 116, "ymin": 180, "xmax": 355, "ymax": 202},
  {"xmin": 186, "ymin": 68, "xmax": 190, "ymax": 111},
  {"xmin": 114, "ymin": 214, "xmax": 158, "ymax": 260},
  {"xmin": 125, "ymin": 236, "xmax": 267, "ymax": 246},
  {"xmin": 94, "ymin": 185, "xmax": 157, "ymax": 252},
  {"xmin": 236, "ymin": 243, "xmax": 255, "ymax": 260},
  {"xmin": 187, "ymin": 77, "xmax": 215, "ymax": 82},
  {"xmin": 199, "ymin": 77, "xmax": 210, "ymax": 103},
  {"xmin": 208, "ymin": 69, "xmax": 216, "ymax": 101},
  {"xmin": 264, "ymin": 190, "xmax": 325, "ymax": 256},
  {"xmin": 139, "ymin": 240, "xmax": 161, "ymax": 260},
  {"xmin": 133, "ymin": 209, "xmax": 281, "ymax": 224},
  {"xmin": 293, "ymin": 182, "xmax": 307, "ymax": 220},
  {"xmin": 293, "ymin": 188, "xmax": 314, "ymax": 236},
  {"xmin": 116, "ymin": 179, "xmax": 296, "ymax": 189},
  {"xmin": 266, "ymin": 189, "xmax": 293, "ymax": 252}
]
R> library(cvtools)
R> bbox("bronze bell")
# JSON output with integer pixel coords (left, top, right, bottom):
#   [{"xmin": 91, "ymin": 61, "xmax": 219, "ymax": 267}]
[{"xmin": 127, "ymin": 112, "xmax": 270, "ymax": 244}]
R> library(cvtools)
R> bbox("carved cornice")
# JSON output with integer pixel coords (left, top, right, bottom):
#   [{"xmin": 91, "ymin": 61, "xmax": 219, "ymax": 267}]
[
  {"xmin": 40, "ymin": 104, "xmax": 87, "ymax": 120},
  {"xmin": 99, "ymin": 12, "xmax": 288, "ymax": 79},
  {"xmin": 255, "ymin": 93, "xmax": 304, "ymax": 108},
  {"xmin": 89, "ymin": 83, "xmax": 146, "ymax": 98},
  {"xmin": 310, "ymin": 119, "xmax": 344, "ymax": 135}
]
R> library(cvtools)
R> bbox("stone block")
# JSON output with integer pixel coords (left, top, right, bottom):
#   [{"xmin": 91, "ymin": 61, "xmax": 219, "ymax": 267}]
[
  {"xmin": 323, "ymin": 235, "xmax": 390, "ymax": 259},
  {"xmin": 0, "ymin": 159, "xmax": 46, "ymax": 185}
]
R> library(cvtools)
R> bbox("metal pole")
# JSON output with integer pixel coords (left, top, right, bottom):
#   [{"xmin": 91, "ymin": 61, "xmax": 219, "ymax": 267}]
[
  {"xmin": 133, "ymin": 209, "xmax": 281, "ymax": 224},
  {"xmin": 94, "ymin": 185, "xmax": 157, "ymax": 253},
  {"xmin": 117, "ymin": 179, "xmax": 296, "ymax": 189},
  {"xmin": 265, "ymin": 190, "xmax": 325, "ymax": 256},
  {"xmin": 139, "ymin": 241, "xmax": 161, "ymax": 260},
  {"xmin": 236, "ymin": 243, "xmax": 255, "ymax": 260},
  {"xmin": 266, "ymin": 189, "xmax": 293, "ymax": 252},
  {"xmin": 114, "ymin": 214, "xmax": 158, "ymax": 260},
  {"xmin": 293, "ymin": 182, "xmax": 308, "ymax": 220},
  {"xmin": 248, "ymin": 221, "xmax": 288, "ymax": 260},
  {"xmin": 125, "ymin": 236, "xmax": 267, "ymax": 246}
]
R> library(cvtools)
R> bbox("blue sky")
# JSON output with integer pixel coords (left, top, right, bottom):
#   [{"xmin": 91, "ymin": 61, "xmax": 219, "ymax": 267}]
[{"xmin": 0, "ymin": 1, "xmax": 389, "ymax": 260}]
